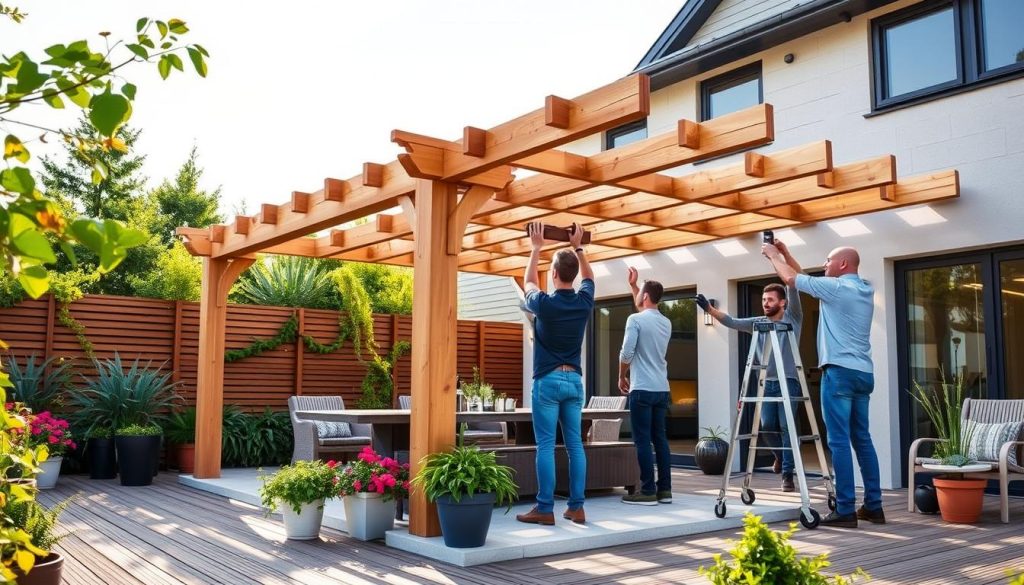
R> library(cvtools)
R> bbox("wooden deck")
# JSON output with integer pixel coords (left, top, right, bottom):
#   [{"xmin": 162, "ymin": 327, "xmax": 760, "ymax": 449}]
[{"xmin": 41, "ymin": 470, "xmax": 1023, "ymax": 584}]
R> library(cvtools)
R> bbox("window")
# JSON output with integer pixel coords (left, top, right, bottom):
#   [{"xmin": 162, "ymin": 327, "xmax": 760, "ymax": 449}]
[
  {"xmin": 604, "ymin": 120, "xmax": 647, "ymax": 150},
  {"xmin": 872, "ymin": 0, "xmax": 1024, "ymax": 110},
  {"xmin": 700, "ymin": 62, "xmax": 762, "ymax": 121}
]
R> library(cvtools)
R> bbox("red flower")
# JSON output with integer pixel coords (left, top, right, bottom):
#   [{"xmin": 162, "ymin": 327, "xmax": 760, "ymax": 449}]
[{"xmin": 326, "ymin": 460, "xmax": 338, "ymax": 469}]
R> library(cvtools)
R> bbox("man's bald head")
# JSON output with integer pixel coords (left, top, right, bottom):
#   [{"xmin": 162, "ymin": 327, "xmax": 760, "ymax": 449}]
[{"xmin": 825, "ymin": 247, "xmax": 860, "ymax": 276}]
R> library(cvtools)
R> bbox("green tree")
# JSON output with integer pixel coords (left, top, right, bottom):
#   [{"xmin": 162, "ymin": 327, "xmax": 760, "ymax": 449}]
[
  {"xmin": 40, "ymin": 118, "xmax": 146, "ymax": 221},
  {"xmin": 129, "ymin": 239, "xmax": 201, "ymax": 301},
  {"xmin": 148, "ymin": 145, "xmax": 222, "ymax": 244},
  {"xmin": 340, "ymin": 262, "xmax": 413, "ymax": 315}
]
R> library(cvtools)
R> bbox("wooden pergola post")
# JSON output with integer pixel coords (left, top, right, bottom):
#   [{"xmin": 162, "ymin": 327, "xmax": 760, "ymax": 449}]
[
  {"xmin": 194, "ymin": 256, "xmax": 253, "ymax": 479},
  {"xmin": 408, "ymin": 178, "xmax": 460, "ymax": 536}
]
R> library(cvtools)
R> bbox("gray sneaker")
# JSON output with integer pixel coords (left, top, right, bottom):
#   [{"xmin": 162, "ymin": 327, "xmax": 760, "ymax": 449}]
[
  {"xmin": 657, "ymin": 490, "xmax": 673, "ymax": 504},
  {"xmin": 622, "ymin": 492, "xmax": 658, "ymax": 506}
]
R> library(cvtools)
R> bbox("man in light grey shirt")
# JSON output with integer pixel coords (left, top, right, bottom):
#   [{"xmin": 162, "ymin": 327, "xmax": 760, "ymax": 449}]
[
  {"xmin": 699, "ymin": 274, "xmax": 803, "ymax": 493},
  {"xmin": 618, "ymin": 268, "xmax": 673, "ymax": 506}
]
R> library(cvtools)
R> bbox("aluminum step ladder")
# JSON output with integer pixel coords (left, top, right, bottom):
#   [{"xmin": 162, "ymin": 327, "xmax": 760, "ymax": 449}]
[{"xmin": 713, "ymin": 321, "xmax": 837, "ymax": 529}]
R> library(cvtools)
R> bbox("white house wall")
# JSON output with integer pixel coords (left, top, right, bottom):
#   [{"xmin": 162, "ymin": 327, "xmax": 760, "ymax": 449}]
[{"xmin": 583, "ymin": 0, "xmax": 1024, "ymax": 489}]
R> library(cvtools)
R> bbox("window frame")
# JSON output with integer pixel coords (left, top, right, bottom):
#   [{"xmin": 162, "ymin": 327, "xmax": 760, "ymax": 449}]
[
  {"xmin": 603, "ymin": 119, "xmax": 648, "ymax": 151},
  {"xmin": 699, "ymin": 61, "xmax": 763, "ymax": 122},
  {"xmin": 871, "ymin": 0, "xmax": 1024, "ymax": 112}
]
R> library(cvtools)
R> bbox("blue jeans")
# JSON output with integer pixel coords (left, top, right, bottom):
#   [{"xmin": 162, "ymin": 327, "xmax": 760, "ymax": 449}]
[
  {"xmin": 531, "ymin": 370, "xmax": 586, "ymax": 513},
  {"xmin": 761, "ymin": 378, "xmax": 801, "ymax": 476},
  {"xmin": 821, "ymin": 365, "xmax": 882, "ymax": 515},
  {"xmin": 628, "ymin": 390, "xmax": 672, "ymax": 495}
]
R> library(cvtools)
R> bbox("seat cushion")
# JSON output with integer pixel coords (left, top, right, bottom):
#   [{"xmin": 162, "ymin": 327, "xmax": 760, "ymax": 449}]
[
  {"xmin": 314, "ymin": 420, "xmax": 352, "ymax": 439},
  {"xmin": 319, "ymin": 436, "xmax": 370, "ymax": 446},
  {"xmin": 965, "ymin": 420, "xmax": 1023, "ymax": 467}
]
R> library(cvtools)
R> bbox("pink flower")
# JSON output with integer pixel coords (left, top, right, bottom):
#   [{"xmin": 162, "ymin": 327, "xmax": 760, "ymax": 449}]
[
  {"xmin": 380, "ymin": 473, "xmax": 396, "ymax": 488},
  {"xmin": 357, "ymin": 446, "xmax": 379, "ymax": 464},
  {"xmin": 353, "ymin": 479, "xmax": 362, "ymax": 492},
  {"xmin": 326, "ymin": 460, "xmax": 338, "ymax": 469},
  {"xmin": 48, "ymin": 435, "xmax": 59, "ymax": 444},
  {"xmin": 31, "ymin": 427, "xmax": 42, "ymax": 436},
  {"xmin": 402, "ymin": 481, "xmax": 410, "ymax": 491}
]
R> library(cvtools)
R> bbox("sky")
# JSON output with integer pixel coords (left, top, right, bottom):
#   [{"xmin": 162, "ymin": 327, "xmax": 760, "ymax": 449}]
[{"xmin": 3, "ymin": 0, "xmax": 683, "ymax": 216}]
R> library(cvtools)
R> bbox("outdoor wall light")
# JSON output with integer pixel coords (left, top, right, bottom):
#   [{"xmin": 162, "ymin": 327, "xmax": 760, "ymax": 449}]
[{"xmin": 704, "ymin": 299, "xmax": 717, "ymax": 326}]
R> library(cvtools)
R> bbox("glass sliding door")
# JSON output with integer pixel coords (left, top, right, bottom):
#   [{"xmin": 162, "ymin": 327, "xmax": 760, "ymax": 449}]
[{"xmin": 997, "ymin": 254, "xmax": 1024, "ymax": 399}]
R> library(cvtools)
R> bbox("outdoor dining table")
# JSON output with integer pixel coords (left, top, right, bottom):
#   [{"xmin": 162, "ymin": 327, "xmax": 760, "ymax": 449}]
[{"xmin": 293, "ymin": 408, "xmax": 630, "ymax": 456}]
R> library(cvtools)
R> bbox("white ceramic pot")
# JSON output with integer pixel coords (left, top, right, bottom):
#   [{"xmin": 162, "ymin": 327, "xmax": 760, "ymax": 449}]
[
  {"xmin": 494, "ymin": 400, "xmax": 506, "ymax": 412},
  {"xmin": 505, "ymin": 398, "xmax": 517, "ymax": 411},
  {"xmin": 279, "ymin": 498, "xmax": 325, "ymax": 540},
  {"xmin": 37, "ymin": 456, "xmax": 63, "ymax": 490},
  {"xmin": 343, "ymin": 492, "xmax": 395, "ymax": 541}
]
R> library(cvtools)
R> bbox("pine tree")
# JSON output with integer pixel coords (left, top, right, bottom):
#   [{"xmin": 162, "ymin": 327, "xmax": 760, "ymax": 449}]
[{"xmin": 149, "ymin": 146, "xmax": 223, "ymax": 244}]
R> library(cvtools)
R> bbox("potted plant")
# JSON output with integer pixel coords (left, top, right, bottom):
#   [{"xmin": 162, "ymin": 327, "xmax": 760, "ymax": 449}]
[
  {"xmin": 479, "ymin": 383, "xmax": 495, "ymax": 412},
  {"xmin": 336, "ymin": 446, "xmax": 410, "ymax": 541},
  {"xmin": 85, "ymin": 426, "xmax": 117, "ymax": 480},
  {"xmin": 165, "ymin": 407, "xmax": 196, "ymax": 474},
  {"xmin": 494, "ymin": 392, "xmax": 507, "ymax": 413},
  {"xmin": 411, "ymin": 426, "xmax": 518, "ymax": 548},
  {"xmin": 259, "ymin": 460, "xmax": 340, "ymax": 540},
  {"xmin": 695, "ymin": 426, "xmax": 729, "ymax": 475},
  {"xmin": 114, "ymin": 424, "xmax": 162, "ymax": 486},
  {"xmin": 4, "ymin": 354, "xmax": 71, "ymax": 414},
  {"xmin": 699, "ymin": 512, "xmax": 868, "ymax": 584},
  {"xmin": 911, "ymin": 371, "xmax": 986, "ymax": 523},
  {"xmin": 7, "ymin": 497, "xmax": 73, "ymax": 585},
  {"xmin": 18, "ymin": 412, "xmax": 76, "ymax": 490}
]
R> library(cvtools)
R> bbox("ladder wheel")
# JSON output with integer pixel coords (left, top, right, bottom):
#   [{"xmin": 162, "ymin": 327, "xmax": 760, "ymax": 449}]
[
  {"xmin": 740, "ymin": 489, "xmax": 756, "ymax": 506},
  {"xmin": 714, "ymin": 501, "xmax": 727, "ymax": 518},
  {"xmin": 800, "ymin": 508, "xmax": 821, "ymax": 529},
  {"xmin": 827, "ymin": 495, "xmax": 837, "ymax": 511}
]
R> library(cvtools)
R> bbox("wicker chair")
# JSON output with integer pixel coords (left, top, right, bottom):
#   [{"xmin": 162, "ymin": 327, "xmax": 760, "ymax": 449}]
[
  {"xmin": 586, "ymin": 395, "xmax": 628, "ymax": 442},
  {"xmin": 398, "ymin": 395, "xmax": 507, "ymax": 444},
  {"xmin": 907, "ymin": 397, "xmax": 1024, "ymax": 523},
  {"xmin": 288, "ymin": 396, "xmax": 372, "ymax": 463}
]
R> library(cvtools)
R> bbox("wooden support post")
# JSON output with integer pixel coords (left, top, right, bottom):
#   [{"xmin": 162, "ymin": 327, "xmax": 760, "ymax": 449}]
[
  {"xmin": 194, "ymin": 256, "xmax": 254, "ymax": 479},
  {"xmin": 295, "ymin": 309, "xmax": 305, "ymax": 396},
  {"xmin": 409, "ymin": 179, "xmax": 460, "ymax": 537}
]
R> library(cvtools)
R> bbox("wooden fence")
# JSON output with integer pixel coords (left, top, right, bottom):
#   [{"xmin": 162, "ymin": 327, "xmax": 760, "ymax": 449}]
[{"xmin": 0, "ymin": 294, "xmax": 524, "ymax": 410}]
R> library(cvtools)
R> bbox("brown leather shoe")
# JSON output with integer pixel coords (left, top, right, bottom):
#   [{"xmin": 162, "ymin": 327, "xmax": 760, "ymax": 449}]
[
  {"xmin": 516, "ymin": 507, "xmax": 555, "ymax": 525},
  {"xmin": 772, "ymin": 456, "xmax": 782, "ymax": 474},
  {"xmin": 562, "ymin": 507, "xmax": 586, "ymax": 524}
]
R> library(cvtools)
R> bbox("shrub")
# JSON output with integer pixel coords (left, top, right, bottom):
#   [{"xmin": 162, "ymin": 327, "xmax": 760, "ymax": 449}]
[
  {"xmin": 336, "ymin": 447, "xmax": 410, "ymax": 502},
  {"xmin": 221, "ymin": 407, "xmax": 292, "ymax": 468},
  {"xmin": 412, "ymin": 427, "xmax": 518, "ymax": 509},
  {"xmin": 6, "ymin": 496, "xmax": 74, "ymax": 555},
  {"xmin": 259, "ymin": 460, "xmax": 339, "ymax": 515},
  {"xmin": 165, "ymin": 407, "xmax": 196, "ymax": 445},
  {"xmin": 115, "ymin": 424, "xmax": 162, "ymax": 436},
  {"xmin": 67, "ymin": 354, "xmax": 181, "ymax": 437},
  {"xmin": 3, "ymin": 354, "xmax": 72, "ymax": 413},
  {"xmin": 699, "ymin": 513, "xmax": 868, "ymax": 585}
]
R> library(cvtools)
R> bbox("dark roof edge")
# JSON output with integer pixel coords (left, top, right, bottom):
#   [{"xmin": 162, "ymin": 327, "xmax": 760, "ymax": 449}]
[
  {"xmin": 636, "ymin": 0, "xmax": 898, "ymax": 90},
  {"xmin": 636, "ymin": 0, "xmax": 724, "ymax": 70}
]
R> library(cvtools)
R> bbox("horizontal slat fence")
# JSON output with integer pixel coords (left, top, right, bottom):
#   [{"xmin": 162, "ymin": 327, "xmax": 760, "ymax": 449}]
[{"xmin": 0, "ymin": 294, "xmax": 524, "ymax": 410}]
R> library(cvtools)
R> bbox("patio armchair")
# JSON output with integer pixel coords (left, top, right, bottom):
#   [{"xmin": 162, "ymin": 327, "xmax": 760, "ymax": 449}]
[
  {"xmin": 907, "ymin": 397, "xmax": 1024, "ymax": 523},
  {"xmin": 287, "ymin": 395, "xmax": 372, "ymax": 463},
  {"xmin": 586, "ymin": 395, "xmax": 627, "ymax": 442}
]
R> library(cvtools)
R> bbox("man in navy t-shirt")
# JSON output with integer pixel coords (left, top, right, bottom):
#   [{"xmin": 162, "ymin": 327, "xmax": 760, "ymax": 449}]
[{"xmin": 515, "ymin": 221, "xmax": 594, "ymax": 526}]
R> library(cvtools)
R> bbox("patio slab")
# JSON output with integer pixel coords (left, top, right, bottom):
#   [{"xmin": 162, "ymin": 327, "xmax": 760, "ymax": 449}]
[{"xmin": 181, "ymin": 469, "xmax": 801, "ymax": 567}]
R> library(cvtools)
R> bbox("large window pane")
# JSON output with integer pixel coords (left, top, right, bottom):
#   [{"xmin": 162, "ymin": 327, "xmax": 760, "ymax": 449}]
[
  {"xmin": 884, "ymin": 7, "xmax": 958, "ymax": 98},
  {"xmin": 707, "ymin": 77, "xmax": 760, "ymax": 119},
  {"xmin": 999, "ymin": 258, "xmax": 1024, "ymax": 398},
  {"xmin": 980, "ymin": 0, "xmax": 1024, "ymax": 72},
  {"xmin": 607, "ymin": 123, "xmax": 647, "ymax": 149},
  {"xmin": 905, "ymin": 263, "xmax": 987, "ymax": 444}
]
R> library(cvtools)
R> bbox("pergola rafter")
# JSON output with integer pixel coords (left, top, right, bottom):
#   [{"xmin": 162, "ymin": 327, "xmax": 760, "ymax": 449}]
[{"xmin": 179, "ymin": 71, "xmax": 960, "ymax": 538}]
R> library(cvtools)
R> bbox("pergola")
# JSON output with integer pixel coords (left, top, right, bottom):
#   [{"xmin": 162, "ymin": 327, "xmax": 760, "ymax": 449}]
[{"xmin": 178, "ymin": 73, "xmax": 959, "ymax": 537}]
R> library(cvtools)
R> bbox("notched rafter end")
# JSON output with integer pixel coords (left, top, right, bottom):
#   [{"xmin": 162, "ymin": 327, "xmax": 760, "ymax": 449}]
[
  {"xmin": 362, "ymin": 163, "xmax": 385, "ymax": 188},
  {"xmin": 330, "ymin": 229, "xmax": 344, "ymax": 248},
  {"xmin": 463, "ymin": 126, "xmax": 487, "ymax": 158},
  {"xmin": 677, "ymin": 119, "xmax": 700, "ymax": 149},
  {"xmin": 291, "ymin": 191, "xmax": 311, "ymax": 213},
  {"xmin": 376, "ymin": 213, "xmax": 395, "ymax": 233},
  {"xmin": 544, "ymin": 95, "xmax": 572, "ymax": 129},
  {"xmin": 744, "ymin": 152, "xmax": 765, "ymax": 178},
  {"xmin": 817, "ymin": 171, "xmax": 835, "ymax": 188},
  {"xmin": 260, "ymin": 204, "xmax": 279, "ymax": 225},
  {"xmin": 879, "ymin": 184, "xmax": 896, "ymax": 201},
  {"xmin": 234, "ymin": 216, "xmax": 253, "ymax": 236},
  {"xmin": 324, "ymin": 177, "xmax": 350, "ymax": 202},
  {"xmin": 210, "ymin": 224, "xmax": 226, "ymax": 243}
]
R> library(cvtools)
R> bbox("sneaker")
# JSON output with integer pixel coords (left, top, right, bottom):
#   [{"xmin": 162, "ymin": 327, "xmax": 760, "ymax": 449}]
[
  {"xmin": 856, "ymin": 505, "xmax": 886, "ymax": 524},
  {"xmin": 821, "ymin": 511, "xmax": 858, "ymax": 528},
  {"xmin": 772, "ymin": 457, "xmax": 782, "ymax": 474},
  {"xmin": 657, "ymin": 490, "xmax": 673, "ymax": 504},
  {"xmin": 621, "ymin": 492, "xmax": 658, "ymax": 506},
  {"xmin": 781, "ymin": 474, "xmax": 795, "ymax": 493},
  {"xmin": 562, "ymin": 507, "xmax": 586, "ymax": 524},
  {"xmin": 516, "ymin": 507, "xmax": 555, "ymax": 525}
]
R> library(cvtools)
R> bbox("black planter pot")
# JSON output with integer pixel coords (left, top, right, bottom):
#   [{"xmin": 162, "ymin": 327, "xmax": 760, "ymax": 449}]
[
  {"xmin": 115, "ymin": 435, "xmax": 161, "ymax": 486},
  {"xmin": 694, "ymin": 437, "xmax": 729, "ymax": 475},
  {"xmin": 87, "ymin": 437, "xmax": 117, "ymax": 480},
  {"xmin": 915, "ymin": 484, "xmax": 940, "ymax": 514},
  {"xmin": 435, "ymin": 492, "xmax": 496, "ymax": 548},
  {"xmin": 150, "ymin": 434, "xmax": 162, "ymax": 477}
]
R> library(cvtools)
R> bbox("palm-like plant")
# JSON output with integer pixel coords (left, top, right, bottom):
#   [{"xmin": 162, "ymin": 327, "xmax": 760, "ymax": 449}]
[
  {"xmin": 4, "ymin": 354, "xmax": 72, "ymax": 413},
  {"xmin": 911, "ymin": 369, "xmax": 977, "ymax": 465},
  {"xmin": 231, "ymin": 256, "xmax": 337, "ymax": 309},
  {"xmin": 67, "ymin": 353, "xmax": 181, "ymax": 436}
]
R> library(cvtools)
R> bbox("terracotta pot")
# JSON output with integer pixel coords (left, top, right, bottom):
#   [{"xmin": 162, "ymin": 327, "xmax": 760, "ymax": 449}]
[
  {"xmin": 177, "ymin": 443, "xmax": 196, "ymax": 474},
  {"xmin": 933, "ymin": 477, "xmax": 987, "ymax": 523},
  {"xmin": 14, "ymin": 552, "xmax": 63, "ymax": 585}
]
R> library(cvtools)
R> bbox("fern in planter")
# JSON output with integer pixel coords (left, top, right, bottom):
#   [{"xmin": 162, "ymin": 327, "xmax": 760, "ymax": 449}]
[{"xmin": 700, "ymin": 513, "xmax": 868, "ymax": 585}]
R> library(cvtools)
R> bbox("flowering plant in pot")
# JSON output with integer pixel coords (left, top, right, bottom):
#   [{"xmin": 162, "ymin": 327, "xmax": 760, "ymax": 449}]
[
  {"xmin": 259, "ymin": 460, "xmax": 340, "ymax": 540},
  {"xmin": 336, "ymin": 446, "xmax": 410, "ymax": 540},
  {"xmin": 10, "ymin": 411, "xmax": 76, "ymax": 490}
]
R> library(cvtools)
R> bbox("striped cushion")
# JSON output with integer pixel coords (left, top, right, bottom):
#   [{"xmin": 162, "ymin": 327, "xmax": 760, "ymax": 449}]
[
  {"xmin": 965, "ymin": 420, "xmax": 1023, "ymax": 466},
  {"xmin": 314, "ymin": 420, "xmax": 352, "ymax": 439}
]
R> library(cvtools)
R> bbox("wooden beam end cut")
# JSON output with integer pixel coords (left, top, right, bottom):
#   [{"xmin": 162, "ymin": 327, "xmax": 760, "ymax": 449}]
[
  {"xmin": 210, "ymin": 224, "xmax": 226, "ymax": 243},
  {"xmin": 235, "ymin": 216, "xmax": 252, "ymax": 236},
  {"xmin": 544, "ymin": 95, "xmax": 572, "ymax": 129},
  {"xmin": 291, "ymin": 191, "xmax": 311, "ymax": 213},
  {"xmin": 324, "ymin": 177, "xmax": 350, "ymax": 202},
  {"xmin": 463, "ymin": 126, "xmax": 487, "ymax": 158},
  {"xmin": 260, "ymin": 204, "xmax": 279, "ymax": 225},
  {"xmin": 744, "ymin": 152, "xmax": 765, "ymax": 178},
  {"xmin": 362, "ymin": 163, "xmax": 385, "ymax": 188},
  {"xmin": 880, "ymin": 184, "xmax": 896, "ymax": 201},
  {"xmin": 677, "ymin": 119, "xmax": 700, "ymax": 149}
]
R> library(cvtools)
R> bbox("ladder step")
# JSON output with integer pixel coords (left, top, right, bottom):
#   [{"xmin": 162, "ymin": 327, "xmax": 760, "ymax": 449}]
[
  {"xmin": 739, "ymin": 396, "xmax": 810, "ymax": 402},
  {"xmin": 798, "ymin": 434, "xmax": 821, "ymax": 442}
]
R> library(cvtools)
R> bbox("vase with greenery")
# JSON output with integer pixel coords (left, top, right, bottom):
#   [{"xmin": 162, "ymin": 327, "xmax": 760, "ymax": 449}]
[
  {"xmin": 336, "ymin": 446, "xmax": 410, "ymax": 541},
  {"xmin": 411, "ymin": 426, "xmax": 518, "ymax": 548},
  {"xmin": 7, "ymin": 496, "xmax": 73, "ymax": 585},
  {"xmin": 114, "ymin": 424, "xmax": 163, "ymax": 487},
  {"xmin": 700, "ymin": 513, "xmax": 867, "ymax": 584},
  {"xmin": 259, "ymin": 460, "xmax": 340, "ymax": 540},
  {"xmin": 695, "ymin": 426, "xmax": 729, "ymax": 475},
  {"xmin": 165, "ymin": 407, "xmax": 196, "ymax": 474},
  {"xmin": 3, "ymin": 355, "xmax": 72, "ymax": 414},
  {"xmin": 910, "ymin": 370, "xmax": 986, "ymax": 523}
]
